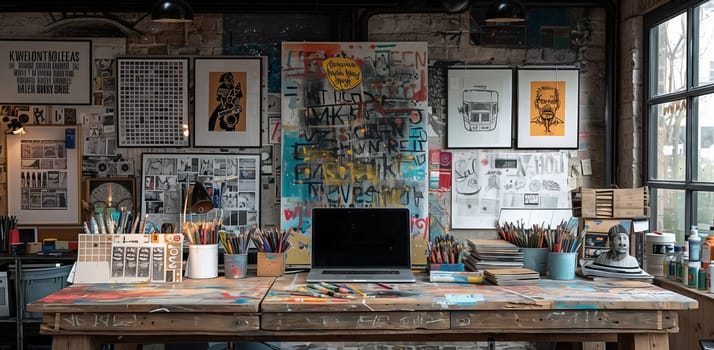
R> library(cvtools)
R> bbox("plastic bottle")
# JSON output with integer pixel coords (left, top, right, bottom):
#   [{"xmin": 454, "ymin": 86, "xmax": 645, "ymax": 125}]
[
  {"xmin": 703, "ymin": 233, "xmax": 714, "ymax": 269},
  {"xmin": 708, "ymin": 263, "xmax": 714, "ymax": 293},
  {"xmin": 665, "ymin": 247, "xmax": 676, "ymax": 280},
  {"xmin": 676, "ymin": 245, "xmax": 685, "ymax": 282},
  {"xmin": 671, "ymin": 245, "xmax": 682, "ymax": 280},
  {"xmin": 689, "ymin": 226, "xmax": 702, "ymax": 262},
  {"xmin": 699, "ymin": 267, "xmax": 707, "ymax": 290},
  {"xmin": 688, "ymin": 260, "xmax": 701, "ymax": 288},
  {"xmin": 682, "ymin": 257, "xmax": 689, "ymax": 287}
]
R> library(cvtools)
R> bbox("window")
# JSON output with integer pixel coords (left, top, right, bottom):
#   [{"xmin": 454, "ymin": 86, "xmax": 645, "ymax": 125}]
[{"xmin": 646, "ymin": 0, "xmax": 714, "ymax": 243}]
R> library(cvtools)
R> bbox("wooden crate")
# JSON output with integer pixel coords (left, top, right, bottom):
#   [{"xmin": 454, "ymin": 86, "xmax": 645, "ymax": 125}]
[{"xmin": 571, "ymin": 187, "xmax": 649, "ymax": 218}]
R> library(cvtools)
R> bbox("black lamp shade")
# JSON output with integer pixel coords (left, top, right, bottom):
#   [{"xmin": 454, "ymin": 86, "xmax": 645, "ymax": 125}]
[
  {"xmin": 485, "ymin": 0, "xmax": 526, "ymax": 23},
  {"xmin": 151, "ymin": 0, "xmax": 194, "ymax": 23},
  {"xmin": 189, "ymin": 182, "xmax": 214, "ymax": 214}
]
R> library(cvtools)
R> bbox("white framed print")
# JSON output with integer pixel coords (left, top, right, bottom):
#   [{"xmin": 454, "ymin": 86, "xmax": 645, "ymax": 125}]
[
  {"xmin": 516, "ymin": 67, "xmax": 579, "ymax": 149},
  {"xmin": 447, "ymin": 66, "xmax": 513, "ymax": 148},
  {"xmin": 193, "ymin": 57, "xmax": 265, "ymax": 147}
]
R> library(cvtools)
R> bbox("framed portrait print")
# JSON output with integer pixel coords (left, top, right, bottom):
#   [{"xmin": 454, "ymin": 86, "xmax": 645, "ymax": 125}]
[
  {"xmin": 0, "ymin": 40, "xmax": 92, "ymax": 105},
  {"xmin": 84, "ymin": 177, "xmax": 136, "ymax": 216},
  {"xmin": 193, "ymin": 57, "xmax": 265, "ymax": 147},
  {"xmin": 6, "ymin": 125, "xmax": 82, "ymax": 225},
  {"xmin": 447, "ymin": 66, "xmax": 513, "ymax": 148},
  {"xmin": 516, "ymin": 67, "xmax": 580, "ymax": 149}
]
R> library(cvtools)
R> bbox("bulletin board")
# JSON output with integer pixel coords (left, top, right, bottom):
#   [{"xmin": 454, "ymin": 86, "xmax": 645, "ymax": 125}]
[
  {"xmin": 141, "ymin": 153, "xmax": 261, "ymax": 234},
  {"xmin": 74, "ymin": 233, "xmax": 184, "ymax": 283},
  {"xmin": 280, "ymin": 42, "xmax": 430, "ymax": 266}
]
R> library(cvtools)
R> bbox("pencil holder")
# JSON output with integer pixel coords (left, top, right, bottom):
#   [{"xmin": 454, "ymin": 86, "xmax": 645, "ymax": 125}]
[
  {"xmin": 186, "ymin": 244, "xmax": 218, "ymax": 279},
  {"xmin": 547, "ymin": 251, "xmax": 578, "ymax": 280},
  {"xmin": 257, "ymin": 252, "xmax": 285, "ymax": 277},
  {"xmin": 521, "ymin": 247, "xmax": 549, "ymax": 275},
  {"xmin": 224, "ymin": 253, "xmax": 248, "ymax": 279}
]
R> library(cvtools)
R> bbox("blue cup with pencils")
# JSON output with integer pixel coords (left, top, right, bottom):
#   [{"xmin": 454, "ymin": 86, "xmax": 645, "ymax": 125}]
[
  {"xmin": 184, "ymin": 221, "xmax": 220, "ymax": 279},
  {"xmin": 220, "ymin": 230, "xmax": 250, "ymax": 279},
  {"xmin": 253, "ymin": 227, "xmax": 294, "ymax": 277}
]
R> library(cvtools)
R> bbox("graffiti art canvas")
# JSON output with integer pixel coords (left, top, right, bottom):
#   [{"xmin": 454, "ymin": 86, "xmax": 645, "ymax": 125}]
[
  {"xmin": 516, "ymin": 67, "xmax": 579, "ymax": 149},
  {"xmin": 193, "ymin": 57, "xmax": 266, "ymax": 147},
  {"xmin": 447, "ymin": 67, "xmax": 513, "ymax": 148},
  {"xmin": 281, "ymin": 42, "xmax": 430, "ymax": 266}
]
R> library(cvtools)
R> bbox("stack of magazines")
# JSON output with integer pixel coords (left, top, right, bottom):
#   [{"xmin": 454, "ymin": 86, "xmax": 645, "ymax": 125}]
[
  {"xmin": 465, "ymin": 238, "xmax": 523, "ymax": 271},
  {"xmin": 484, "ymin": 268, "xmax": 540, "ymax": 285}
]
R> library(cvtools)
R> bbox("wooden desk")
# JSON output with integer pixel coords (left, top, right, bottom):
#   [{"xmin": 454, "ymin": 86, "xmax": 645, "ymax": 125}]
[{"xmin": 28, "ymin": 273, "xmax": 698, "ymax": 350}]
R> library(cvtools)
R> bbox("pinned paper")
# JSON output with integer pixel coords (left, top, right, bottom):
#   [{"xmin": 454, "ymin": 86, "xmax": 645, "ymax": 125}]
[{"xmin": 322, "ymin": 57, "xmax": 362, "ymax": 91}]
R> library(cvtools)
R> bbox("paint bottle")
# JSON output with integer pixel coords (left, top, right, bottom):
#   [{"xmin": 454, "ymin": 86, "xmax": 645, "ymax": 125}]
[
  {"xmin": 670, "ymin": 245, "xmax": 681, "ymax": 280},
  {"xmin": 682, "ymin": 258, "xmax": 689, "ymax": 287},
  {"xmin": 689, "ymin": 226, "xmax": 701, "ymax": 262},
  {"xmin": 699, "ymin": 267, "xmax": 707, "ymax": 290},
  {"xmin": 688, "ymin": 260, "xmax": 701, "ymax": 289},
  {"xmin": 676, "ymin": 245, "xmax": 684, "ymax": 282},
  {"xmin": 708, "ymin": 263, "xmax": 714, "ymax": 293}
]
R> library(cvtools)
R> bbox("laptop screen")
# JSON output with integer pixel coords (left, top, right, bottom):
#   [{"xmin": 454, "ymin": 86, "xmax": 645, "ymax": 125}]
[{"xmin": 311, "ymin": 207, "xmax": 411, "ymax": 268}]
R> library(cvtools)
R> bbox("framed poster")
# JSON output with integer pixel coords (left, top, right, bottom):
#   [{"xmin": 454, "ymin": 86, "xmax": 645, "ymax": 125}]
[
  {"xmin": 84, "ymin": 177, "xmax": 136, "ymax": 215},
  {"xmin": 117, "ymin": 57, "xmax": 190, "ymax": 147},
  {"xmin": 141, "ymin": 153, "xmax": 261, "ymax": 234},
  {"xmin": 0, "ymin": 40, "xmax": 92, "ymax": 105},
  {"xmin": 6, "ymin": 125, "xmax": 82, "ymax": 225},
  {"xmin": 516, "ymin": 67, "xmax": 580, "ymax": 149},
  {"xmin": 193, "ymin": 57, "xmax": 264, "ymax": 147},
  {"xmin": 447, "ymin": 66, "xmax": 513, "ymax": 148}
]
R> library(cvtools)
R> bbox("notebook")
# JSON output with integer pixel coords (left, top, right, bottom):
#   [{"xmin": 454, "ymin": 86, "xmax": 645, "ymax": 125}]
[{"xmin": 306, "ymin": 207, "xmax": 416, "ymax": 283}]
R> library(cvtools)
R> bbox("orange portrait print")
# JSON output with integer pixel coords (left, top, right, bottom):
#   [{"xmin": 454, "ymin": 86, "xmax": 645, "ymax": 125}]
[
  {"xmin": 208, "ymin": 71, "xmax": 248, "ymax": 132},
  {"xmin": 529, "ymin": 81, "xmax": 566, "ymax": 136}
]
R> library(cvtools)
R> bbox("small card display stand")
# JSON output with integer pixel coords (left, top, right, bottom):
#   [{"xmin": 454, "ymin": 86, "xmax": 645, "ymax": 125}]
[{"xmin": 75, "ymin": 233, "xmax": 184, "ymax": 283}]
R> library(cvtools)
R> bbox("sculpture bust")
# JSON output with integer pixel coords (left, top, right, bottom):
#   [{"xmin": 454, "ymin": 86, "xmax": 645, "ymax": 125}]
[{"xmin": 593, "ymin": 224, "xmax": 641, "ymax": 268}]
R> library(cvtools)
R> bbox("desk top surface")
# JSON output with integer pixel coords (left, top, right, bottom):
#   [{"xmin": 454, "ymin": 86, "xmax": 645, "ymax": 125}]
[{"xmin": 27, "ymin": 272, "xmax": 698, "ymax": 314}]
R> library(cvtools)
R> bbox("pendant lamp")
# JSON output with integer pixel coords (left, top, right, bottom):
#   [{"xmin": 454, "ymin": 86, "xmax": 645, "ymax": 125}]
[
  {"xmin": 151, "ymin": 0, "xmax": 194, "ymax": 23},
  {"xmin": 484, "ymin": 0, "xmax": 527, "ymax": 23}
]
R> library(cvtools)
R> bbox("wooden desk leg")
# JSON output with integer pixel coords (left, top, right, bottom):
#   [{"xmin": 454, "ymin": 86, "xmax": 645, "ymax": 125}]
[
  {"xmin": 52, "ymin": 335, "xmax": 99, "ymax": 350},
  {"xmin": 617, "ymin": 333, "xmax": 670, "ymax": 350}
]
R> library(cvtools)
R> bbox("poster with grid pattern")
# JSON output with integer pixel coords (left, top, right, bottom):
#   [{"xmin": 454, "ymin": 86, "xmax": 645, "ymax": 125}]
[{"xmin": 117, "ymin": 58, "xmax": 189, "ymax": 147}]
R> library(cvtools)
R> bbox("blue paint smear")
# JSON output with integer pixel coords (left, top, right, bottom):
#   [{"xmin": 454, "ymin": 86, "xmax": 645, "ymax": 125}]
[{"xmin": 234, "ymin": 298, "xmax": 249, "ymax": 304}]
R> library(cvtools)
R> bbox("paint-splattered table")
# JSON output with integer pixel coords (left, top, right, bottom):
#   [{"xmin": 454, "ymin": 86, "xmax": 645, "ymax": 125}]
[{"xmin": 28, "ymin": 273, "xmax": 697, "ymax": 350}]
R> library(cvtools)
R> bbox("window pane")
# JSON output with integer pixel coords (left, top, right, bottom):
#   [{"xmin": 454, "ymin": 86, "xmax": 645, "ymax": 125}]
[
  {"xmin": 696, "ymin": 191, "xmax": 714, "ymax": 232},
  {"xmin": 653, "ymin": 100, "xmax": 687, "ymax": 180},
  {"xmin": 651, "ymin": 12, "xmax": 687, "ymax": 96},
  {"xmin": 697, "ymin": 93, "xmax": 714, "ymax": 181},
  {"xmin": 694, "ymin": 0, "xmax": 714, "ymax": 87},
  {"xmin": 656, "ymin": 188, "xmax": 686, "ymax": 243}
]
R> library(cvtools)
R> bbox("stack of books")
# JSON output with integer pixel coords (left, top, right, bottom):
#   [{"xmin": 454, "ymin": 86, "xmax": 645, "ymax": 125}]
[
  {"xmin": 484, "ymin": 268, "xmax": 540, "ymax": 285},
  {"xmin": 464, "ymin": 238, "xmax": 524, "ymax": 271}
]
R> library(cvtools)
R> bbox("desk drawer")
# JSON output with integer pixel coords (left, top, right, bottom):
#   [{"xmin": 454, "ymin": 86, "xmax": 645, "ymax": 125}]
[{"xmin": 262, "ymin": 311, "xmax": 450, "ymax": 331}]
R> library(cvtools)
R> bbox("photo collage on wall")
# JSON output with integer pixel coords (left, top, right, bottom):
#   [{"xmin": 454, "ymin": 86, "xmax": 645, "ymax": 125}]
[
  {"xmin": 20, "ymin": 139, "xmax": 68, "ymax": 210},
  {"xmin": 141, "ymin": 153, "xmax": 260, "ymax": 234}
]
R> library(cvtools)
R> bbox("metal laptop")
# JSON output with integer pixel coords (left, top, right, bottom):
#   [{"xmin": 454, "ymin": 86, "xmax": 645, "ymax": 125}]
[{"xmin": 306, "ymin": 207, "xmax": 416, "ymax": 283}]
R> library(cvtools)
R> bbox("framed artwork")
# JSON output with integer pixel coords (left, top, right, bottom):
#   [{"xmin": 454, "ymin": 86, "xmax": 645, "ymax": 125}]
[
  {"xmin": 193, "ymin": 57, "xmax": 265, "ymax": 147},
  {"xmin": 447, "ymin": 66, "xmax": 513, "ymax": 148},
  {"xmin": 6, "ymin": 125, "xmax": 82, "ymax": 225},
  {"xmin": 0, "ymin": 39, "xmax": 92, "ymax": 105},
  {"xmin": 117, "ymin": 57, "xmax": 190, "ymax": 147},
  {"xmin": 84, "ymin": 177, "xmax": 136, "ymax": 216},
  {"xmin": 141, "ymin": 153, "xmax": 261, "ymax": 234},
  {"xmin": 516, "ymin": 67, "xmax": 580, "ymax": 149}
]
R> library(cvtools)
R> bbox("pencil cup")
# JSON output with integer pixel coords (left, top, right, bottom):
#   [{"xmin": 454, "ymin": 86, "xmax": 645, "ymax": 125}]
[
  {"xmin": 547, "ymin": 252, "xmax": 578, "ymax": 280},
  {"xmin": 224, "ymin": 253, "xmax": 248, "ymax": 279},
  {"xmin": 521, "ymin": 247, "xmax": 549, "ymax": 275},
  {"xmin": 257, "ymin": 252, "xmax": 285, "ymax": 277},
  {"xmin": 187, "ymin": 244, "xmax": 218, "ymax": 279}
]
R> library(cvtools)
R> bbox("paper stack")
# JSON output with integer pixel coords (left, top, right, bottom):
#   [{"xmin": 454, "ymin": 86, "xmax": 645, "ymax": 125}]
[
  {"xmin": 465, "ymin": 238, "xmax": 524, "ymax": 271},
  {"xmin": 484, "ymin": 268, "xmax": 540, "ymax": 285}
]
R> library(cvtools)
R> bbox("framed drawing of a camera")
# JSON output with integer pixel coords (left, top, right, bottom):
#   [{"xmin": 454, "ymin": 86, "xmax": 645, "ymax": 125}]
[{"xmin": 193, "ymin": 57, "xmax": 265, "ymax": 147}]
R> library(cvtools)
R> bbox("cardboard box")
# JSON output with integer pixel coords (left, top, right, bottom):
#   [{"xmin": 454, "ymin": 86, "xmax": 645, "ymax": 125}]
[{"xmin": 572, "ymin": 187, "xmax": 649, "ymax": 218}]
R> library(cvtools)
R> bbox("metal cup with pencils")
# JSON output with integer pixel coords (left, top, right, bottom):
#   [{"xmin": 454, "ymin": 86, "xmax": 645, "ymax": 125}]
[
  {"xmin": 220, "ymin": 230, "xmax": 250, "ymax": 279},
  {"xmin": 253, "ymin": 227, "xmax": 294, "ymax": 277}
]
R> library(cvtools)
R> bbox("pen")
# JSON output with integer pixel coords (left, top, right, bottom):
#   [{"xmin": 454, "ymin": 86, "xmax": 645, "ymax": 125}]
[
  {"xmin": 344, "ymin": 283, "xmax": 367, "ymax": 297},
  {"xmin": 376, "ymin": 282, "xmax": 393, "ymax": 290}
]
